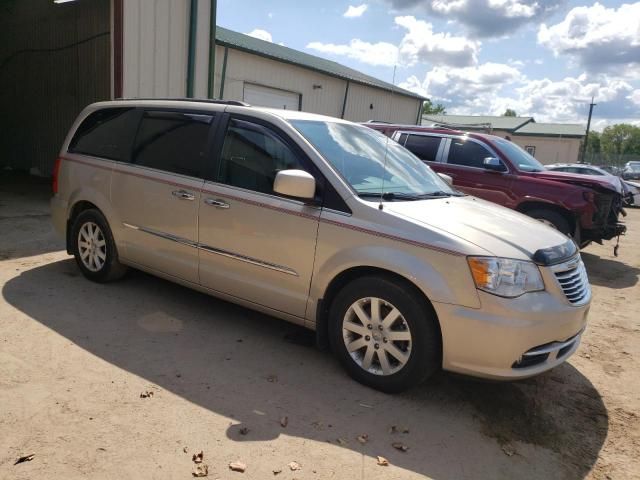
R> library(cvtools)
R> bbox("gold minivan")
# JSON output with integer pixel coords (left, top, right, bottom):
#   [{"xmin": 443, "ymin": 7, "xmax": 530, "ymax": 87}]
[{"xmin": 51, "ymin": 99, "xmax": 591, "ymax": 392}]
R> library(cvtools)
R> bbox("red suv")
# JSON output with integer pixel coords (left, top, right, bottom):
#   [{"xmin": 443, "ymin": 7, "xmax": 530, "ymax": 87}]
[{"xmin": 365, "ymin": 123, "xmax": 626, "ymax": 248}]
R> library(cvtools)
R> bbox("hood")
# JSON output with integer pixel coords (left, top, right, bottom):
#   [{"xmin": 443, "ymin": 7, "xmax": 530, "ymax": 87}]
[
  {"xmin": 533, "ymin": 170, "xmax": 621, "ymax": 194},
  {"xmin": 385, "ymin": 196, "xmax": 571, "ymax": 261}
]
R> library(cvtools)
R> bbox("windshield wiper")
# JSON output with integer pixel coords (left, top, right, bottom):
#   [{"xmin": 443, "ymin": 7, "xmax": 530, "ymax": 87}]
[{"xmin": 359, "ymin": 191, "xmax": 462, "ymax": 201}]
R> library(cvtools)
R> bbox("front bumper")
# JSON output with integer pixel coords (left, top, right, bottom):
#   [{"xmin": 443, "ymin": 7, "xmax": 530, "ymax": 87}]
[{"xmin": 433, "ymin": 287, "xmax": 590, "ymax": 380}]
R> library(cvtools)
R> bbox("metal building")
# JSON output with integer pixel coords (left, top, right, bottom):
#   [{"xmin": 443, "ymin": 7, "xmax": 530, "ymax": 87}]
[{"xmin": 1, "ymin": 0, "xmax": 424, "ymax": 176}]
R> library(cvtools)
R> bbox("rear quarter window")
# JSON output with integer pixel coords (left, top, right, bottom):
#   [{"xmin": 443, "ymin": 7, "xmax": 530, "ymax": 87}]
[{"xmin": 68, "ymin": 108, "xmax": 140, "ymax": 161}]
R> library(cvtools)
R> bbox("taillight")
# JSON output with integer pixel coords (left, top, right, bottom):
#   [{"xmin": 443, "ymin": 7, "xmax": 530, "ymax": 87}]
[{"xmin": 52, "ymin": 157, "xmax": 62, "ymax": 194}]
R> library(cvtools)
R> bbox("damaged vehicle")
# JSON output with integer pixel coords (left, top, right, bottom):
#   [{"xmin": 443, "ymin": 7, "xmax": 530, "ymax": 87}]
[{"xmin": 365, "ymin": 123, "xmax": 627, "ymax": 251}]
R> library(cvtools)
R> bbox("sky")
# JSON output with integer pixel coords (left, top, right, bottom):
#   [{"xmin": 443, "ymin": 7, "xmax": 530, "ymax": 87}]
[{"xmin": 217, "ymin": 0, "xmax": 640, "ymax": 131}]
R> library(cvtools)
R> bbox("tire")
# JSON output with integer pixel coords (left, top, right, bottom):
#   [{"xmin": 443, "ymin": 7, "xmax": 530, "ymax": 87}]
[
  {"xmin": 71, "ymin": 209, "xmax": 128, "ymax": 283},
  {"xmin": 527, "ymin": 209, "xmax": 572, "ymax": 236},
  {"xmin": 328, "ymin": 275, "xmax": 441, "ymax": 393}
]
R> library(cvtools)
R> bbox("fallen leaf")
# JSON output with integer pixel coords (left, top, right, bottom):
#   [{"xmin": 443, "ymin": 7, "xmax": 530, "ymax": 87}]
[
  {"xmin": 239, "ymin": 427, "xmax": 250, "ymax": 435},
  {"xmin": 502, "ymin": 444, "xmax": 516, "ymax": 457},
  {"xmin": 229, "ymin": 461, "xmax": 247, "ymax": 472},
  {"xmin": 376, "ymin": 456, "xmax": 389, "ymax": 466},
  {"xmin": 357, "ymin": 434, "xmax": 369, "ymax": 444},
  {"xmin": 267, "ymin": 375, "xmax": 278, "ymax": 383},
  {"xmin": 140, "ymin": 391, "xmax": 154, "ymax": 398},
  {"xmin": 183, "ymin": 446, "xmax": 188, "ymax": 453},
  {"xmin": 311, "ymin": 421, "xmax": 322, "ymax": 429},
  {"xmin": 288, "ymin": 461, "xmax": 301, "ymax": 471},
  {"xmin": 14, "ymin": 454, "xmax": 35, "ymax": 465},
  {"xmin": 336, "ymin": 438, "xmax": 348, "ymax": 446},
  {"xmin": 192, "ymin": 451, "xmax": 204, "ymax": 463},
  {"xmin": 280, "ymin": 416, "xmax": 288, "ymax": 428},
  {"xmin": 192, "ymin": 463, "xmax": 209, "ymax": 477},
  {"xmin": 402, "ymin": 427, "xmax": 410, "ymax": 434},
  {"xmin": 392, "ymin": 442, "xmax": 409, "ymax": 452},
  {"xmin": 273, "ymin": 468, "xmax": 282, "ymax": 475},
  {"xmin": 389, "ymin": 425, "xmax": 398, "ymax": 434}
]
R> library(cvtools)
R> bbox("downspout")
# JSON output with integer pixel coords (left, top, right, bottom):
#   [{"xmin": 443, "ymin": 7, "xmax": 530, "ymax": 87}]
[
  {"xmin": 340, "ymin": 80, "xmax": 350, "ymax": 119},
  {"xmin": 186, "ymin": 0, "xmax": 198, "ymax": 97},
  {"xmin": 218, "ymin": 46, "xmax": 229, "ymax": 99},
  {"xmin": 207, "ymin": 0, "xmax": 216, "ymax": 98}
]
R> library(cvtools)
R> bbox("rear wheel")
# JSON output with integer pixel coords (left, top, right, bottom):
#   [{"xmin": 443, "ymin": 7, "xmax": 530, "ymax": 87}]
[
  {"xmin": 527, "ymin": 209, "xmax": 572, "ymax": 236},
  {"xmin": 71, "ymin": 209, "xmax": 128, "ymax": 282},
  {"xmin": 328, "ymin": 276, "xmax": 441, "ymax": 393}
]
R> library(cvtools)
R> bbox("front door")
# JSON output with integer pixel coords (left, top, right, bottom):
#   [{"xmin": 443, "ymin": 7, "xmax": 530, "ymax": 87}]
[
  {"xmin": 111, "ymin": 110, "xmax": 214, "ymax": 283},
  {"xmin": 438, "ymin": 137, "xmax": 515, "ymax": 206},
  {"xmin": 198, "ymin": 116, "xmax": 320, "ymax": 317}
]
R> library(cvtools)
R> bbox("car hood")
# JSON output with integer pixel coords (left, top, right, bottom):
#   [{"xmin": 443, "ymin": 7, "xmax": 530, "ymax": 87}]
[
  {"xmin": 384, "ymin": 195, "xmax": 572, "ymax": 261},
  {"xmin": 532, "ymin": 170, "xmax": 621, "ymax": 194}
]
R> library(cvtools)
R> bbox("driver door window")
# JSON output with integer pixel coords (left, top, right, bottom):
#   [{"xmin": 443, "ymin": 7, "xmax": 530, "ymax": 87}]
[
  {"xmin": 217, "ymin": 118, "xmax": 306, "ymax": 194},
  {"xmin": 448, "ymin": 139, "xmax": 497, "ymax": 169}
]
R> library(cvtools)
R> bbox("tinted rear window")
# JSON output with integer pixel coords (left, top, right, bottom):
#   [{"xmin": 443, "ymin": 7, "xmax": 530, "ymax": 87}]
[
  {"xmin": 131, "ymin": 111, "xmax": 213, "ymax": 178},
  {"xmin": 404, "ymin": 135, "xmax": 441, "ymax": 162},
  {"xmin": 68, "ymin": 108, "xmax": 140, "ymax": 161}
]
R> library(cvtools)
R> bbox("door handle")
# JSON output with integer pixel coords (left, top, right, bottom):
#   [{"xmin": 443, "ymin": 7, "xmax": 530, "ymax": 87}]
[
  {"xmin": 172, "ymin": 189, "xmax": 195, "ymax": 201},
  {"xmin": 204, "ymin": 198, "xmax": 230, "ymax": 209}
]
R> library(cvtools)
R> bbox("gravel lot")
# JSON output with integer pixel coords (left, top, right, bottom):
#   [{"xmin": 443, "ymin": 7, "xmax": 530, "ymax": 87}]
[{"xmin": 1, "ymin": 175, "xmax": 639, "ymax": 480}]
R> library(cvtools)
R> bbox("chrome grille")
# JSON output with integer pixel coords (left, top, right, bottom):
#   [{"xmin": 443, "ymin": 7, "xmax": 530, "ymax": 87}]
[{"xmin": 553, "ymin": 257, "xmax": 591, "ymax": 305}]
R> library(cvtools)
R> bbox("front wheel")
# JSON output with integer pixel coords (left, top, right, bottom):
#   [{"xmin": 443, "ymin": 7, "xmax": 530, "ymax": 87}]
[
  {"xmin": 527, "ymin": 209, "xmax": 572, "ymax": 236},
  {"xmin": 328, "ymin": 276, "xmax": 441, "ymax": 393}
]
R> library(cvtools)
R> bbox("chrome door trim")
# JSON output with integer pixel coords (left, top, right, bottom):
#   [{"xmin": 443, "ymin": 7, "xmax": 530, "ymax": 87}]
[
  {"xmin": 198, "ymin": 244, "xmax": 299, "ymax": 276},
  {"xmin": 122, "ymin": 223, "xmax": 298, "ymax": 276},
  {"xmin": 123, "ymin": 223, "xmax": 199, "ymax": 248}
]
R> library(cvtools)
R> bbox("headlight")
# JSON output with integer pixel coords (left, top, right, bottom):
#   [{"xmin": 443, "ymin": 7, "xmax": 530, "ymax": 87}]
[{"xmin": 468, "ymin": 257, "xmax": 544, "ymax": 298}]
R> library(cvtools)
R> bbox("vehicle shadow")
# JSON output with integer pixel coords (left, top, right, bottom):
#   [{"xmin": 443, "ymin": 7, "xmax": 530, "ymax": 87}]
[
  {"xmin": 2, "ymin": 259, "xmax": 609, "ymax": 479},
  {"xmin": 582, "ymin": 252, "xmax": 640, "ymax": 288}
]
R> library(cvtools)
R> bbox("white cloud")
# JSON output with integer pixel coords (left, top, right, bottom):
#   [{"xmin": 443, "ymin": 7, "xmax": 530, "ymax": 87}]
[
  {"xmin": 395, "ymin": 16, "xmax": 478, "ymax": 67},
  {"xmin": 246, "ymin": 29, "xmax": 273, "ymax": 43},
  {"xmin": 307, "ymin": 15, "xmax": 478, "ymax": 67},
  {"xmin": 386, "ymin": 0, "xmax": 564, "ymax": 37},
  {"xmin": 538, "ymin": 2, "xmax": 640, "ymax": 72},
  {"xmin": 400, "ymin": 62, "xmax": 522, "ymax": 103},
  {"xmin": 306, "ymin": 39, "xmax": 399, "ymax": 66},
  {"xmin": 401, "ymin": 67, "xmax": 639, "ymax": 125},
  {"xmin": 344, "ymin": 4, "xmax": 368, "ymax": 17}
]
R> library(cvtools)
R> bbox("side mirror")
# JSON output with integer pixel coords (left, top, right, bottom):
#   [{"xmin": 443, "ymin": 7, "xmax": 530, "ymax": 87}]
[
  {"xmin": 273, "ymin": 169, "xmax": 316, "ymax": 199},
  {"xmin": 483, "ymin": 157, "xmax": 506, "ymax": 172},
  {"xmin": 438, "ymin": 173, "xmax": 454, "ymax": 186}
]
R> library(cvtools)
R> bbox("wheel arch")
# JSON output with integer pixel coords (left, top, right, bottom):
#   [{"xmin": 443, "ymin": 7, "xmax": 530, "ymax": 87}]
[
  {"xmin": 315, "ymin": 266, "xmax": 442, "ymax": 352},
  {"xmin": 516, "ymin": 201, "xmax": 577, "ymax": 234}
]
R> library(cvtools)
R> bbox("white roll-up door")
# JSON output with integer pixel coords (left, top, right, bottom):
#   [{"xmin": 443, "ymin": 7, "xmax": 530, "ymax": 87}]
[{"xmin": 243, "ymin": 83, "xmax": 301, "ymax": 110}]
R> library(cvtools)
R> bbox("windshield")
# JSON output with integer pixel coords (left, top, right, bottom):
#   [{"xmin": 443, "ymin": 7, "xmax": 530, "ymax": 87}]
[
  {"xmin": 493, "ymin": 138, "xmax": 545, "ymax": 172},
  {"xmin": 291, "ymin": 120, "xmax": 455, "ymax": 199},
  {"xmin": 627, "ymin": 164, "xmax": 640, "ymax": 172}
]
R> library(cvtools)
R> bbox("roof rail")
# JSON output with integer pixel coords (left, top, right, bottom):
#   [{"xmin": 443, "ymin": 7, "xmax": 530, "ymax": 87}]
[{"xmin": 114, "ymin": 97, "xmax": 251, "ymax": 107}]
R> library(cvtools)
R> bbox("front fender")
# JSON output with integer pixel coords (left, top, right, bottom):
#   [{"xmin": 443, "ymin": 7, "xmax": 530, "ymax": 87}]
[{"xmin": 309, "ymin": 244, "xmax": 480, "ymax": 324}]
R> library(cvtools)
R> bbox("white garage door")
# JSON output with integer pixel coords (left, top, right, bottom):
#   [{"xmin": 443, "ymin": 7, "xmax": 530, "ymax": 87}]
[{"xmin": 243, "ymin": 83, "xmax": 300, "ymax": 110}]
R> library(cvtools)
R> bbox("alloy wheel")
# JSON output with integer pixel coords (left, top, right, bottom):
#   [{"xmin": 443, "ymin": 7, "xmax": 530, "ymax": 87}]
[
  {"xmin": 78, "ymin": 221, "xmax": 107, "ymax": 272},
  {"xmin": 342, "ymin": 297, "xmax": 412, "ymax": 376}
]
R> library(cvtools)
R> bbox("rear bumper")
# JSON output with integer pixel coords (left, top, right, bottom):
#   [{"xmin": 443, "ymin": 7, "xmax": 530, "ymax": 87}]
[
  {"xmin": 50, "ymin": 195, "xmax": 67, "ymax": 238},
  {"xmin": 434, "ymin": 289, "xmax": 590, "ymax": 380}
]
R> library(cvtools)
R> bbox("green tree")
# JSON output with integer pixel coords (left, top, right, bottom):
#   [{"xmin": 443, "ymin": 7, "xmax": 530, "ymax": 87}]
[
  {"xmin": 600, "ymin": 124, "xmax": 640, "ymax": 161},
  {"xmin": 502, "ymin": 109, "xmax": 517, "ymax": 117},
  {"xmin": 422, "ymin": 99, "xmax": 446, "ymax": 115}
]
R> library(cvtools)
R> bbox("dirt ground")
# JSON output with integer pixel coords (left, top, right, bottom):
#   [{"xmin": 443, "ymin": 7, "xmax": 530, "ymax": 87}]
[{"xmin": 1, "ymin": 175, "xmax": 639, "ymax": 480}]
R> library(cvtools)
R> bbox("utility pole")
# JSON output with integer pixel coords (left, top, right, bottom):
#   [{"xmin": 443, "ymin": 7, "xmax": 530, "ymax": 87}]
[{"xmin": 581, "ymin": 96, "xmax": 596, "ymax": 163}]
